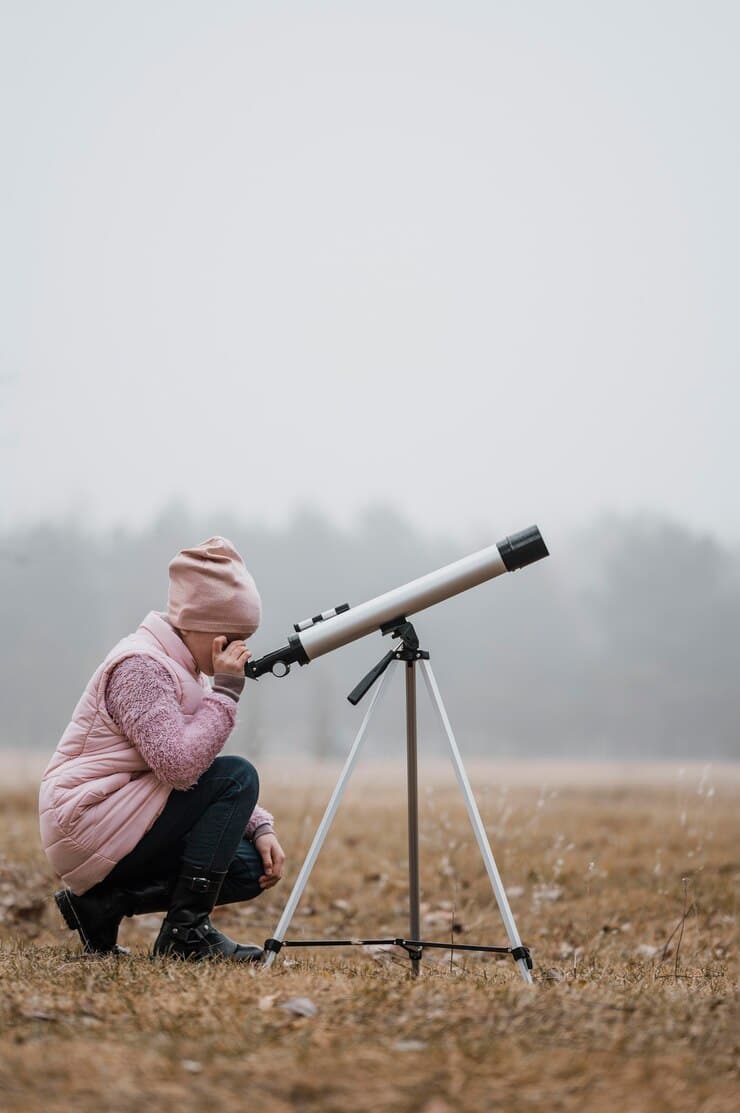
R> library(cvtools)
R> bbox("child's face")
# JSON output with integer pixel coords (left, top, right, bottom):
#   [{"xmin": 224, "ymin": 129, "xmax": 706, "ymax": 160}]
[{"xmin": 178, "ymin": 628, "xmax": 252, "ymax": 676}]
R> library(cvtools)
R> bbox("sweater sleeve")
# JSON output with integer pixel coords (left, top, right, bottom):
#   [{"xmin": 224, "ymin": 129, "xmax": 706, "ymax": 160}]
[
  {"xmin": 104, "ymin": 654, "xmax": 239, "ymax": 792},
  {"xmin": 246, "ymin": 804, "xmax": 275, "ymax": 840}
]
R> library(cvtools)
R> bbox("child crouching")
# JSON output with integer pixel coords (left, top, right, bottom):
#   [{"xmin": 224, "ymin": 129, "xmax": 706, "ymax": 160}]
[{"xmin": 38, "ymin": 536, "xmax": 285, "ymax": 962}]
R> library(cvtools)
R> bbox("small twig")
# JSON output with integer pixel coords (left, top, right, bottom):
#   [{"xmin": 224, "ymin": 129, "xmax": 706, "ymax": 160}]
[
  {"xmin": 654, "ymin": 972, "xmax": 709, "ymax": 981},
  {"xmin": 449, "ymin": 876, "xmax": 458, "ymax": 974},
  {"xmin": 658, "ymin": 877, "xmax": 692, "ymax": 977},
  {"xmin": 673, "ymin": 877, "xmax": 690, "ymax": 979},
  {"xmin": 659, "ymin": 918, "xmax": 682, "ymax": 963}
]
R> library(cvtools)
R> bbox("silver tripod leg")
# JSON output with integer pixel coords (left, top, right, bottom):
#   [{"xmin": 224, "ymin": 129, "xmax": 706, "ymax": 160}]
[
  {"xmin": 261, "ymin": 662, "xmax": 394, "ymax": 969},
  {"xmin": 405, "ymin": 661, "xmax": 421, "ymax": 977},
  {"xmin": 419, "ymin": 660, "xmax": 533, "ymax": 985}
]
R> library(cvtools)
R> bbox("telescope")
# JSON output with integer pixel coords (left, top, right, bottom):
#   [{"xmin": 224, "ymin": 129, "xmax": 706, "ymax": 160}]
[
  {"xmin": 254, "ymin": 523, "xmax": 549, "ymax": 985},
  {"xmin": 244, "ymin": 524, "xmax": 548, "ymax": 683}
]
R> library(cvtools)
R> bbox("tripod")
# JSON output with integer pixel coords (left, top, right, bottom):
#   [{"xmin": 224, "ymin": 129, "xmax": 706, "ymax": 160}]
[{"xmin": 262, "ymin": 619, "xmax": 533, "ymax": 984}]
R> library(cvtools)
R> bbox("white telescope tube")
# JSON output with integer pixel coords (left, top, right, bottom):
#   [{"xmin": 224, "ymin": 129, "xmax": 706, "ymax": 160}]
[
  {"xmin": 244, "ymin": 525, "xmax": 548, "ymax": 680},
  {"xmin": 304, "ymin": 544, "xmax": 502, "ymax": 659}
]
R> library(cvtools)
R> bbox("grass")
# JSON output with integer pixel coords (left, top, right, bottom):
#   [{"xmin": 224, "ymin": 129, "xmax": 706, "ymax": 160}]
[{"xmin": 0, "ymin": 760, "xmax": 737, "ymax": 1111}]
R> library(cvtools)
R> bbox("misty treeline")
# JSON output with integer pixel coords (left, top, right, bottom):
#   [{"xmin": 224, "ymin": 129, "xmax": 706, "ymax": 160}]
[{"xmin": 0, "ymin": 501, "xmax": 737, "ymax": 760}]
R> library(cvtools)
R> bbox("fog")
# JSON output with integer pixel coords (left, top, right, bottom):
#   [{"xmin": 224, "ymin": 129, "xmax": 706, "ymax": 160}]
[
  {"xmin": 1, "ymin": 2, "xmax": 737, "ymax": 544},
  {"xmin": 1, "ymin": 504, "xmax": 737, "ymax": 761},
  {"xmin": 1, "ymin": 4, "xmax": 737, "ymax": 767}
]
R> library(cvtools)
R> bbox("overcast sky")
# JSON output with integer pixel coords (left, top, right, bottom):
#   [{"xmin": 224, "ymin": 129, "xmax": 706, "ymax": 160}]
[{"xmin": 1, "ymin": 1, "xmax": 737, "ymax": 549}]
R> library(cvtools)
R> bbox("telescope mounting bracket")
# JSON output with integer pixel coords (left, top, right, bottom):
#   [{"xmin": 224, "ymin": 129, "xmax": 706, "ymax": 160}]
[{"xmin": 347, "ymin": 617, "xmax": 429, "ymax": 706}]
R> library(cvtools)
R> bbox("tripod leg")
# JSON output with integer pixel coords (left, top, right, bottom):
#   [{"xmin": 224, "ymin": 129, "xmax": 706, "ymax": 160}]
[
  {"xmin": 262, "ymin": 662, "xmax": 394, "ymax": 969},
  {"xmin": 405, "ymin": 661, "xmax": 421, "ymax": 977},
  {"xmin": 419, "ymin": 661, "xmax": 533, "ymax": 985}
]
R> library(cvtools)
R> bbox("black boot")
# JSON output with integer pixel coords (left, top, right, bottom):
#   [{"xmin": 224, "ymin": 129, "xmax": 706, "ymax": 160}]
[
  {"xmin": 55, "ymin": 877, "xmax": 174, "ymax": 955},
  {"xmin": 151, "ymin": 869, "xmax": 263, "ymax": 963}
]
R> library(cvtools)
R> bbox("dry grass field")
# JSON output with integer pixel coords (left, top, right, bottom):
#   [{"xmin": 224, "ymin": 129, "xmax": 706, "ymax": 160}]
[{"xmin": 0, "ymin": 758, "xmax": 737, "ymax": 1112}]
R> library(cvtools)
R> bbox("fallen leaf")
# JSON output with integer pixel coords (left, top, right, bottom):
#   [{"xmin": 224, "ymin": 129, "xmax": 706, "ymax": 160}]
[
  {"xmin": 281, "ymin": 997, "xmax": 317, "ymax": 1018},
  {"xmin": 533, "ymin": 885, "xmax": 563, "ymax": 902}
]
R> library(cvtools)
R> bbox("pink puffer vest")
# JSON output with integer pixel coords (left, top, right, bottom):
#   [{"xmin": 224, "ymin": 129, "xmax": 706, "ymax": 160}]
[{"xmin": 38, "ymin": 611, "xmax": 211, "ymax": 895}]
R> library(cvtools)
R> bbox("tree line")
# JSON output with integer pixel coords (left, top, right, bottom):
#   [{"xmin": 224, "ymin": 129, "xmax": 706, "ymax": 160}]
[{"xmin": 0, "ymin": 501, "xmax": 737, "ymax": 760}]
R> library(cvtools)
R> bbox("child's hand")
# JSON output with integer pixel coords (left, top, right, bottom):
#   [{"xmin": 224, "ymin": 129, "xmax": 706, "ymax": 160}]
[
  {"xmin": 253, "ymin": 832, "xmax": 286, "ymax": 889},
  {"xmin": 212, "ymin": 636, "xmax": 252, "ymax": 676}
]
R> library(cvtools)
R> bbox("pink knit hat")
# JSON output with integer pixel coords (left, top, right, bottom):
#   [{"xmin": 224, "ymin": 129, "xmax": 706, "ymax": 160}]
[{"xmin": 167, "ymin": 536, "xmax": 262, "ymax": 635}]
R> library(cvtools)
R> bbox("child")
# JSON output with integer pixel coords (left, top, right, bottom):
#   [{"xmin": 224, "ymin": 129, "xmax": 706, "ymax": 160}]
[{"xmin": 38, "ymin": 536, "xmax": 285, "ymax": 963}]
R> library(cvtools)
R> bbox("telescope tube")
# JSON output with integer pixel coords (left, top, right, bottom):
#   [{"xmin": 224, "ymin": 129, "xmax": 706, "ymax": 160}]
[{"xmin": 244, "ymin": 525, "xmax": 548, "ymax": 679}]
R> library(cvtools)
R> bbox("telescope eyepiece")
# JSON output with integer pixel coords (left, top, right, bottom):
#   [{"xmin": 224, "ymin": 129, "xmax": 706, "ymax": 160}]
[{"xmin": 497, "ymin": 526, "xmax": 549, "ymax": 572}]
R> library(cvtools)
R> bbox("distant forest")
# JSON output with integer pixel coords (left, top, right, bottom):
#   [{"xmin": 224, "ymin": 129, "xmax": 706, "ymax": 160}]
[{"xmin": 1, "ymin": 501, "xmax": 737, "ymax": 760}]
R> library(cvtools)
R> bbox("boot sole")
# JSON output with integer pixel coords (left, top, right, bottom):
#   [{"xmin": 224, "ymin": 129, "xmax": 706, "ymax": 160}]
[{"xmin": 150, "ymin": 945, "xmax": 264, "ymax": 964}]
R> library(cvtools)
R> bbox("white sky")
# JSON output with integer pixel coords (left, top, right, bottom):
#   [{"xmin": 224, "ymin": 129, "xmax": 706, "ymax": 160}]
[{"xmin": 1, "ymin": 1, "xmax": 737, "ymax": 547}]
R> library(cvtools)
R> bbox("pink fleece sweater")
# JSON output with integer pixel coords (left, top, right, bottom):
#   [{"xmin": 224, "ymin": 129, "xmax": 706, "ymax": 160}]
[{"xmin": 104, "ymin": 656, "xmax": 274, "ymax": 841}]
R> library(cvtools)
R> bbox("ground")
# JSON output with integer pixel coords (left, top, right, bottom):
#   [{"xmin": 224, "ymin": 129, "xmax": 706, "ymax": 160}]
[{"xmin": 0, "ymin": 758, "xmax": 737, "ymax": 1112}]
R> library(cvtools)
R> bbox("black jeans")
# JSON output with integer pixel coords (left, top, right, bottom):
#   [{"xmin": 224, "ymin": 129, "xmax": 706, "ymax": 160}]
[{"xmin": 92, "ymin": 755, "xmax": 266, "ymax": 906}]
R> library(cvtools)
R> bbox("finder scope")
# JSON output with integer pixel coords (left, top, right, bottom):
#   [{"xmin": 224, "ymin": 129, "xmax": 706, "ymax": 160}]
[{"xmin": 244, "ymin": 524, "xmax": 549, "ymax": 681}]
